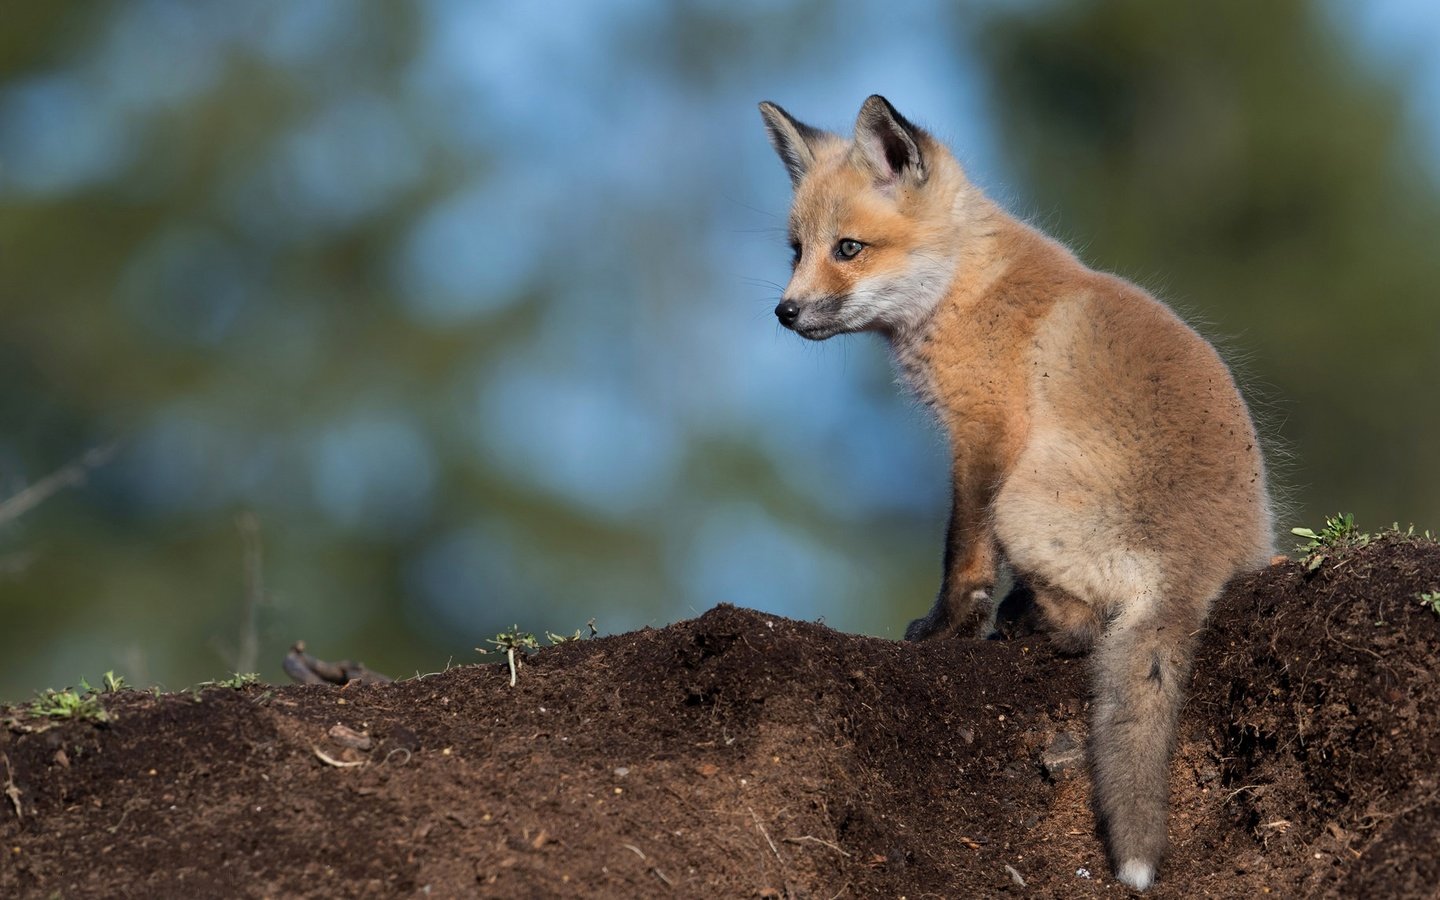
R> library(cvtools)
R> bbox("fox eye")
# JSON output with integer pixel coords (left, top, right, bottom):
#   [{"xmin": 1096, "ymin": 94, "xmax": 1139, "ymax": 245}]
[
  {"xmin": 789, "ymin": 241, "xmax": 802, "ymax": 267},
  {"xmin": 835, "ymin": 238, "xmax": 864, "ymax": 260}
]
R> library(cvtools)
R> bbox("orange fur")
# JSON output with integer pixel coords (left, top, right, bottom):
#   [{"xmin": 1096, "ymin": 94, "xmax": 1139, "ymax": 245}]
[{"xmin": 759, "ymin": 95, "xmax": 1272, "ymax": 891}]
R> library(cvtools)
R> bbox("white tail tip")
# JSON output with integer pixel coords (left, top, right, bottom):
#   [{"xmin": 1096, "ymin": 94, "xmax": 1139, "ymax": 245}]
[{"xmin": 1118, "ymin": 860, "xmax": 1155, "ymax": 891}]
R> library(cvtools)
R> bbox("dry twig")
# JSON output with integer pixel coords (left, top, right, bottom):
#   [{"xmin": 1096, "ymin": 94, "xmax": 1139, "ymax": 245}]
[
  {"xmin": 0, "ymin": 444, "xmax": 117, "ymax": 526},
  {"xmin": 2, "ymin": 753, "xmax": 22, "ymax": 820},
  {"xmin": 312, "ymin": 746, "xmax": 365, "ymax": 768},
  {"xmin": 782, "ymin": 835, "xmax": 850, "ymax": 857},
  {"xmin": 749, "ymin": 807, "xmax": 785, "ymax": 866},
  {"xmin": 236, "ymin": 512, "xmax": 265, "ymax": 675}
]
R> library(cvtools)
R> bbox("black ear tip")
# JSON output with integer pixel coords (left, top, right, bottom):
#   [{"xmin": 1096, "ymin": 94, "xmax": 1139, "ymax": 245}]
[
  {"xmin": 758, "ymin": 100, "xmax": 787, "ymax": 123},
  {"xmin": 859, "ymin": 95, "xmax": 919, "ymax": 139}
]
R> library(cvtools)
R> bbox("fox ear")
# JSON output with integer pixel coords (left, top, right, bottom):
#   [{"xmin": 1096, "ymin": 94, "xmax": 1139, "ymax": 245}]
[
  {"xmin": 852, "ymin": 95, "xmax": 926, "ymax": 188},
  {"xmin": 759, "ymin": 101, "xmax": 830, "ymax": 187}
]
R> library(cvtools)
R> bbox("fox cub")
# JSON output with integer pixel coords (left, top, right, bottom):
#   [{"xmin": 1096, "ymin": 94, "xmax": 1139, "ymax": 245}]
[{"xmin": 759, "ymin": 96, "xmax": 1272, "ymax": 890}]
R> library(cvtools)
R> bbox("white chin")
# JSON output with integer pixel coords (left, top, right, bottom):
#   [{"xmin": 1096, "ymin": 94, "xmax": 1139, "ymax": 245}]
[{"xmin": 793, "ymin": 324, "xmax": 840, "ymax": 341}]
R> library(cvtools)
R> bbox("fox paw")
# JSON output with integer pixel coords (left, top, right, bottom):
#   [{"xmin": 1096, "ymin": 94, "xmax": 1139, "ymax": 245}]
[
  {"xmin": 904, "ymin": 615, "xmax": 944, "ymax": 641},
  {"xmin": 905, "ymin": 588, "xmax": 991, "ymax": 641}
]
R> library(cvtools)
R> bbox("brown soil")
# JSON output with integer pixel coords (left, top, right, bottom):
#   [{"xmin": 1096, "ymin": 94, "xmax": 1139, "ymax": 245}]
[{"xmin": 4, "ymin": 536, "xmax": 1440, "ymax": 899}]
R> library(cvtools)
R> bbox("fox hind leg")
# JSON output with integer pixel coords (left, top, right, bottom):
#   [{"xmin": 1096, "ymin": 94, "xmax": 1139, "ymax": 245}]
[
  {"xmin": 1089, "ymin": 591, "xmax": 1209, "ymax": 891},
  {"xmin": 985, "ymin": 574, "xmax": 1099, "ymax": 652},
  {"xmin": 1031, "ymin": 579, "xmax": 1102, "ymax": 655}
]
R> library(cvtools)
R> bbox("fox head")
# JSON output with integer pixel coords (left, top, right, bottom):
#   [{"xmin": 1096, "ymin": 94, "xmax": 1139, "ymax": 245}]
[{"xmin": 759, "ymin": 95, "xmax": 967, "ymax": 341}]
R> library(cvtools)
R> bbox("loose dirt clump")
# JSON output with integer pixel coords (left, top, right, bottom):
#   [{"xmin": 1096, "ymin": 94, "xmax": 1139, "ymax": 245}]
[{"xmin": 3, "ymin": 536, "xmax": 1439, "ymax": 898}]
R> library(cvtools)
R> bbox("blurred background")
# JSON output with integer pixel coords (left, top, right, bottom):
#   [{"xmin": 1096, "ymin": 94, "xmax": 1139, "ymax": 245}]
[{"xmin": 3, "ymin": 0, "xmax": 1438, "ymax": 700}]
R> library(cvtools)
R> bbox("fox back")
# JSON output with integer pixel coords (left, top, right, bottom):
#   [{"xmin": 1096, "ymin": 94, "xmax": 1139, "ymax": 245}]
[{"xmin": 759, "ymin": 95, "xmax": 1272, "ymax": 891}]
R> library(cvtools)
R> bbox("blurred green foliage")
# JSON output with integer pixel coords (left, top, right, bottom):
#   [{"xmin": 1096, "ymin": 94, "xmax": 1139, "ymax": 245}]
[
  {"xmin": 1, "ymin": 1, "xmax": 1436, "ymax": 700},
  {"xmin": 979, "ymin": 0, "xmax": 1440, "ymax": 525}
]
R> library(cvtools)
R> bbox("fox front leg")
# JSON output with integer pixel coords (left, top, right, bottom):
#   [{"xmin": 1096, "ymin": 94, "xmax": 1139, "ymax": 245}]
[{"xmin": 905, "ymin": 485, "xmax": 998, "ymax": 641}]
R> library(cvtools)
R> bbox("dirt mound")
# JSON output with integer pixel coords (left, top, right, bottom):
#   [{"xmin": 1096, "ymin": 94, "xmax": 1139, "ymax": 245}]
[{"xmin": 3, "ymin": 537, "xmax": 1439, "ymax": 898}]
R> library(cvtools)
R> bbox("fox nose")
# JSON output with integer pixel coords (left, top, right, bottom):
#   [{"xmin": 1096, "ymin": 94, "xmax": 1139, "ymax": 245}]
[{"xmin": 775, "ymin": 299, "xmax": 800, "ymax": 326}]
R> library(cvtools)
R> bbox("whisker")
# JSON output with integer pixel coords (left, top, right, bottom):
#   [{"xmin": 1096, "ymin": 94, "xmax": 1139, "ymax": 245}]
[{"xmin": 720, "ymin": 194, "xmax": 782, "ymax": 219}]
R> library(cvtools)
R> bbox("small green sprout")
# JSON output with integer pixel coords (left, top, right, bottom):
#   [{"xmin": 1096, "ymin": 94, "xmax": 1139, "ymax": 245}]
[
  {"xmin": 1291, "ymin": 513, "xmax": 1370, "ymax": 571},
  {"xmin": 1291, "ymin": 512, "xmax": 1363, "ymax": 551},
  {"xmin": 1389, "ymin": 523, "xmax": 1438, "ymax": 542},
  {"xmin": 482, "ymin": 627, "xmax": 540, "ymax": 687},
  {"xmin": 199, "ymin": 673, "xmax": 261, "ymax": 690},
  {"xmin": 28, "ymin": 688, "xmax": 108, "ymax": 724},
  {"xmin": 1418, "ymin": 591, "xmax": 1440, "ymax": 617},
  {"xmin": 479, "ymin": 622, "xmax": 597, "ymax": 686}
]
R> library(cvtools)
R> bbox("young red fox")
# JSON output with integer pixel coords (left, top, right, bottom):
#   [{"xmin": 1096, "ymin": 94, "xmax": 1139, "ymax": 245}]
[{"xmin": 758, "ymin": 95, "xmax": 1273, "ymax": 890}]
